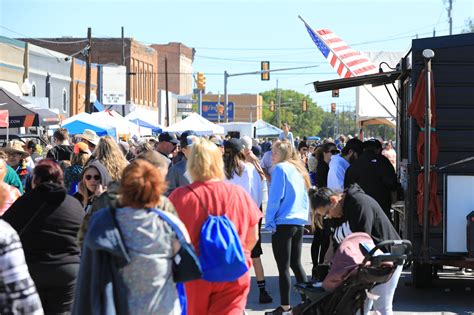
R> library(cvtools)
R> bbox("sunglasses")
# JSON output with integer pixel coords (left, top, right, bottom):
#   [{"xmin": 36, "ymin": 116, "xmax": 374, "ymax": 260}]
[
  {"xmin": 85, "ymin": 175, "xmax": 101, "ymax": 181},
  {"xmin": 329, "ymin": 149, "xmax": 340, "ymax": 154}
]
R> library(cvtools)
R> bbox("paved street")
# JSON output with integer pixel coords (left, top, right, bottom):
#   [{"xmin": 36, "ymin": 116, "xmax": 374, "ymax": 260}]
[{"xmin": 246, "ymin": 232, "xmax": 474, "ymax": 315}]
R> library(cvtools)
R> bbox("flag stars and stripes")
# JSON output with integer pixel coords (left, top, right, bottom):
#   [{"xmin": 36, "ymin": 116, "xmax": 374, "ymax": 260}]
[{"xmin": 303, "ymin": 22, "xmax": 377, "ymax": 78}]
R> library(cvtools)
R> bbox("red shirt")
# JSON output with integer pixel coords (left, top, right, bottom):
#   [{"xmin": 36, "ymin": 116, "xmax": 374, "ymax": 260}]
[{"xmin": 169, "ymin": 181, "xmax": 262, "ymax": 264}]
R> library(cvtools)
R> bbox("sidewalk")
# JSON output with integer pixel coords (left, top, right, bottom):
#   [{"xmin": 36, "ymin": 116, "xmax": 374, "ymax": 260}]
[{"xmin": 245, "ymin": 230, "xmax": 313, "ymax": 314}]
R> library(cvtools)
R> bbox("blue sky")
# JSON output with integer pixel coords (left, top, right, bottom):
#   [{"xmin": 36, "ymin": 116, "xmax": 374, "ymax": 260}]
[{"xmin": 1, "ymin": 0, "xmax": 473, "ymax": 111}]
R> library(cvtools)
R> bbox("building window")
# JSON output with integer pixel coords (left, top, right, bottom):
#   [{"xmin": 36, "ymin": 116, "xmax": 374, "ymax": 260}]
[
  {"xmin": 31, "ymin": 83, "xmax": 36, "ymax": 97},
  {"xmin": 62, "ymin": 89, "xmax": 68, "ymax": 113}
]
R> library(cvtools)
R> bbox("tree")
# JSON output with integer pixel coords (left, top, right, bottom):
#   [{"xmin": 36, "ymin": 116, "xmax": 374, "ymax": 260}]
[
  {"xmin": 260, "ymin": 89, "xmax": 325, "ymax": 137},
  {"xmin": 462, "ymin": 17, "xmax": 474, "ymax": 33}
]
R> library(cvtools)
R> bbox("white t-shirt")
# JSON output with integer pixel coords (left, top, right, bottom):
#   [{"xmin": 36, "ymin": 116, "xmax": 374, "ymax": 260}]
[{"xmin": 225, "ymin": 162, "xmax": 263, "ymax": 207}]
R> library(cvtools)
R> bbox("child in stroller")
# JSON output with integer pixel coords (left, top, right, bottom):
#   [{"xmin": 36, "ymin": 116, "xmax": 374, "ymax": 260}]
[{"xmin": 293, "ymin": 232, "xmax": 411, "ymax": 315}]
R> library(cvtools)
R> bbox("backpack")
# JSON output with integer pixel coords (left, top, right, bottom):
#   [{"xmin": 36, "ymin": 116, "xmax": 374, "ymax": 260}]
[{"xmin": 188, "ymin": 186, "xmax": 248, "ymax": 282}]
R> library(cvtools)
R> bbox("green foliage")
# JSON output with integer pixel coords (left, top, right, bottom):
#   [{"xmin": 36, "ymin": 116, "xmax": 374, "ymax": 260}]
[
  {"xmin": 363, "ymin": 124, "xmax": 395, "ymax": 141},
  {"xmin": 260, "ymin": 89, "xmax": 324, "ymax": 137},
  {"xmin": 260, "ymin": 88, "xmax": 394, "ymax": 140},
  {"xmin": 462, "ymin": 17, "xmax": 474, "ymax": 33}
]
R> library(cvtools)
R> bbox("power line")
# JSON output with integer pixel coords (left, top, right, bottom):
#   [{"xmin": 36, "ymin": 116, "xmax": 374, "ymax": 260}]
[{"xmin": 0, "ymin": 25, "xmax": 88, "ymax": 44}]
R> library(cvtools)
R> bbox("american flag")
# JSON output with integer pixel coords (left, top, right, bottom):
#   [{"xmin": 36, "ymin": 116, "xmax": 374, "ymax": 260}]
[{"xmin": 300, "ymin": 17, "xmax": 377, "ymax": 78}]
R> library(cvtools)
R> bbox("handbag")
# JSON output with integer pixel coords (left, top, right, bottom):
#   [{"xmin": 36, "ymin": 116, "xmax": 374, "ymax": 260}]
[{"xmin": 150, "ymin": 209, "xmax": 202, "ymax": 283}]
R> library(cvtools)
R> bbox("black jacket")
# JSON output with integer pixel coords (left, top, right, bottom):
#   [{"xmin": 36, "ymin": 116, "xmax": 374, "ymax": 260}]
[
  {"xmin": 47, "ymin": 144, "xmax": 73, "ymax": 161},
  {"xmin": 333, "ymin": 184, "xmax": 400, "ymax": 246},
  {"xmin": 315, "ymin": 159, "xmax": 330, "ymax": 188},
  {"xmin": 3, "ymin": 182, "xmax": 85, "ymax": 265},
  {"xmin": 344, "ymin": 151, "xmax": 398, "ymax": 216}
]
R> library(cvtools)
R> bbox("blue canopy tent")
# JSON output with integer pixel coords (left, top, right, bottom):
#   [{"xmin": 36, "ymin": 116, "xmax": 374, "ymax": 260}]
[
  {"xmin": 61, "ymin": 112, "xmax": 117, "ymax": 138},
  {"xmin": 128, "ymin": 118, "xmax": 162, "ymax": 133},
  {"xmin": 62, "ymin": 120, "xmax": 116, "ymax": 137}
]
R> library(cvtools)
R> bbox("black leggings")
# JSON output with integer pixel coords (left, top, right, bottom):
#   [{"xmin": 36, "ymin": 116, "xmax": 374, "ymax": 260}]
[
  {"xmin": 311, "ymin": 219, "xmax": 331, "ymax": 275},
  {"xmin": 272, "ymin": 225, "xmax": 307, "ymax": 306},
  {"xmin": 29, "ymin": 263, "xmax": 79, "ymax": 315}
]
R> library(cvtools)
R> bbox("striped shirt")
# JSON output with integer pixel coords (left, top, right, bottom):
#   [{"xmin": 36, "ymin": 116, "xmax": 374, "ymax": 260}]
[{"xmin": 0, "ymin": 220, "xmax": 43, "ymax": 315}]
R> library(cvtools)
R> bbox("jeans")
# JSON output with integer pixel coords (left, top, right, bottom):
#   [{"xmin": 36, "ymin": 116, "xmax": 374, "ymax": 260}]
[{"xmin": 364, "ymin": 264, "xmax": 403, "ymax": 315}]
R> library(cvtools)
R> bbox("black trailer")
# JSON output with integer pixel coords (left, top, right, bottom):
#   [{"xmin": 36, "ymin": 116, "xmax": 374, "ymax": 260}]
[{"xmin": 312, "ymin": 32, "xmax": 474, "ymax": 288}]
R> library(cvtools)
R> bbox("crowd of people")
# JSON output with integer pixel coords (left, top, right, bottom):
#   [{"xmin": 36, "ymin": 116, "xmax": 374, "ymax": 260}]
[{"xmin": 0, "ymin": 123, "xmax": 400, "ymax": 315}]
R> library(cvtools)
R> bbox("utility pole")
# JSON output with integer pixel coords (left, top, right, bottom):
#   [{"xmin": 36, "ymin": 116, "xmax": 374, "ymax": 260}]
[
  {"xmin": 121, "ymin": 26, "xmax": 126, "ymax": 116},
  {"xmin": 165, "ymin": 57, "xmax": 170, "ymax": 126},
  {"xmin": 85, "ymin": 27, "xmax": 92, "ymax": 114},
  {"xmin": 217, "ymin": 92, "xmax": 221, "ymax": 123},
  {"xmin": 224, "ymin": 71, "xmax": 228, "ymax": 122},
  {"xmin": 276, "ymin": 80, "xmax": 281, "ymax": 127},
  {"xmin": 447, "ymin": 0, "xmax": 453, "ymax": 35}
]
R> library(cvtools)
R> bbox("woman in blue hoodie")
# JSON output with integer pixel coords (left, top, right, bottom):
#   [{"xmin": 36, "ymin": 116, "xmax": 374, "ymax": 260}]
[{"xmin": 265, "ymin": 140, "xmax": 311, "ymax": 315}]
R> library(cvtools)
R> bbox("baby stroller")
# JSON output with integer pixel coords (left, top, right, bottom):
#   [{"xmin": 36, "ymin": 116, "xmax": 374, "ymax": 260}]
[{"xmin": 293, "ymin": 233, "xmax": 412, "ymax": 315}]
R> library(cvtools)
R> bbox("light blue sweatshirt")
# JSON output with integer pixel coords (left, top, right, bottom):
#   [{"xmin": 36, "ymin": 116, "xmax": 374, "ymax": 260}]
[{"xmin": 265, "ymin": 162, "xmax": 309, "ymax": 232}]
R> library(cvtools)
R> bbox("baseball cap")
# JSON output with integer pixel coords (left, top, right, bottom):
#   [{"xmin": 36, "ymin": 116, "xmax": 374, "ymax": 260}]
[
  {"xmin": 240, "ymin": 136, "xmax": 253, "ymax": 150},
  {"xmin": 363, "ymin": 139, "xmax": 382, "ymax": 151},
  {"xmin": 159, "ymin": 132, "xmax": 179, "ymax": 144},
  {"xmin": 180, "ymin": 130, "xmax": 197, "ymax": 148},
  {"xmin": 224, "ymin": 138, "xmax": 243, "ymax": 153}
]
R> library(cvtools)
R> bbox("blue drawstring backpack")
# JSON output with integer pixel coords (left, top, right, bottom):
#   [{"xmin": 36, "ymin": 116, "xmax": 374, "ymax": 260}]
[{"xmin": 188, "ymin": 186, "xmax": 248, "ymax": 282}]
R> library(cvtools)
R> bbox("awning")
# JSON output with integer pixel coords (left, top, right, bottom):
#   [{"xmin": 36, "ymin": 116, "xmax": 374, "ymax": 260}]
[
  {"xmin": 20, "ymin": 96, "xmax": 61, "ymax": 126},
  {"xmin": 313, "ymin": 70, "xmax": 402, "ymax": 92},
  {"xmin": 0, "ymin": 88, "xmax": 39, "ymax": 128}
]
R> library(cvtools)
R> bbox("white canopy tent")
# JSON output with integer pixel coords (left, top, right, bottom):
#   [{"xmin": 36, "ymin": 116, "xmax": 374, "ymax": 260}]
[
  {"xmin": 91, "ymin": 110, "xmax": 152, "ymax": 137},
  {"xmin": 165, "ymin": 112, "xmax": 224, "ymax": 136},
  {"xmin": 355, "ymin": 51, "xmax": 405, "ymax": 127}
]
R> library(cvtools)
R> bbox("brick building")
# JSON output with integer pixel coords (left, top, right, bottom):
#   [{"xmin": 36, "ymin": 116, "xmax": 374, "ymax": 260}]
[
  {"xmin": 150, "ymin": 42, "xmax": 194, "ymax": 95},
  {"xmin": 20, "ymin": 37, "xmax": 158, "ymax": 113},
  {"xmin": 202, "ymin": 93, "xmax": 263, "ymax": 122}
]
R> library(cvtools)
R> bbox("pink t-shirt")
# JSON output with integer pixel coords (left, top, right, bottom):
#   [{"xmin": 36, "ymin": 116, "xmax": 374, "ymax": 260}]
[
  {"xmin": 0, "ymin": 184, "xmax": 21, "ymax": 216},
  {"xmin": 169, "ymin": 181, "xmax": 262, "ymax": 266}
]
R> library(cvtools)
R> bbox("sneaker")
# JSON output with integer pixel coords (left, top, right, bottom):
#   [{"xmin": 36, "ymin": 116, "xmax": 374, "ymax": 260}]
[
  {"xmin": 264, "ymin": 306, "xmax": 292, "ymax": 315},
  {"xmin": 259, "ymin": 290, "xmax": 273, "ymax": 304}
]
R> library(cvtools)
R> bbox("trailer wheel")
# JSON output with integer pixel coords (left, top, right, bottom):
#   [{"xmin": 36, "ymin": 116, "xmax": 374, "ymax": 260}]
[{"xmin": 412, "ymin": 262, "xmax": 432, "ymax": 288}]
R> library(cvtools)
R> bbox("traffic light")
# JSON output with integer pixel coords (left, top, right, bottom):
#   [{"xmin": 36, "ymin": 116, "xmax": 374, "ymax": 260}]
[
  {"xmin": 261, "ymin": 61, "xmax": 270, "ymax": 81},
  {"xmin": 332, "ymin": 89, "xmax": 340, "ymax": 97},
  {"xmin": 197, "ymin": 72, "xmax": 206, "ymax": 90},
  {"xmin": 269, "ymin": 100, "xmax": 275, "ymax": 112},
  {"xmin": 331, "ymin": 102, "xmax": 336, "ymax": 114},
  {"xmin": 302, "ymin": 99, "xmax": 308, "ymax": 112}
]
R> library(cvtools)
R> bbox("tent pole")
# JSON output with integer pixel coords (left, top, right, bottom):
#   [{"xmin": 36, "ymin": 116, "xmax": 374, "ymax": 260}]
[{"xmin": 422, "ymin": 49, "xmax": 435, "ymax": 260}]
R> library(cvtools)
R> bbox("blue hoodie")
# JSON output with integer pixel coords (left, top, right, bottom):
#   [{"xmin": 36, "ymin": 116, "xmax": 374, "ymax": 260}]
[
  {"xmin": 72, "ymin": 208, "xmax": 131, "ymax": 315},
  {"xmin": 265, "ymin": 162, "xmax": 309, "ymax": 231}
]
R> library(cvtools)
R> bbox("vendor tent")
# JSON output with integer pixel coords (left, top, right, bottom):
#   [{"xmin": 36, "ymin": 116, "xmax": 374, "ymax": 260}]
[
  {"xmin": 165, "ymin": 112, "xmax": 224, "ymax": 135},
  {"xmin": 91, "ymin": 110, "xmax": 151, "ymax": 137},
  {"xmin": 0, "ymin": 88, "xmax": 39, "ymax": 128},
  {"xmin": 126, "ymin": 109, "xmax": 162, "ymax": 133},
  {"xmin": 355, "ymin": 51, "xmax": 404, "ymax": 127},
  {"xmin": 255, "ymin": 120, "xmax": 282, "ymax": 137},
  {"xmin": 62, "ymin": 112, "xmax": 117, "ymax": 137}
]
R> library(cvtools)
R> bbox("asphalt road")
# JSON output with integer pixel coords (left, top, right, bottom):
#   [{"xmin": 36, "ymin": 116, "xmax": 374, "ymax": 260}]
[{"xmin": 245, "ymin": 231, "xmax": 474, "ymax": 315}]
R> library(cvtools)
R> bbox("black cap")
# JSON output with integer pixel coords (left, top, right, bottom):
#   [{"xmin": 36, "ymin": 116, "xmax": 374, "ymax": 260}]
[
  {"xmin": 180, "ymin": 130, "xmax": 197, "ymax": 148},
  {"xmin": 342, "ymin": 138, "xmax": 363, "ymax": 156},
  {"xmin": 159, "ymin": 132, "xmax": 179, "ymax": 144},
  {"xmin": 363, "ymin": 139, "xmax": 382, "ymax": 151},
  {"xmin": 224, "ymin": 138, "xmax": 243, "ymax": 153}
]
